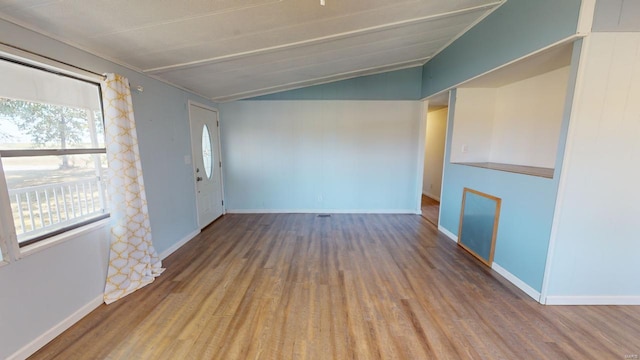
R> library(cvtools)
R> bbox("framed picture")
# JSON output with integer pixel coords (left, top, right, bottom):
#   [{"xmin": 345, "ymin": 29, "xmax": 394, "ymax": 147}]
[{"xmin": 458, "ymin": 188, "xmax": 501, "ymax": 266}]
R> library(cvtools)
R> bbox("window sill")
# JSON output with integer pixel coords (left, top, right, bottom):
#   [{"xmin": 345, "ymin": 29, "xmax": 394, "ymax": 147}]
[{"xmin": 19, "ymin": 217, "xmax": 111, "ymax": 258}]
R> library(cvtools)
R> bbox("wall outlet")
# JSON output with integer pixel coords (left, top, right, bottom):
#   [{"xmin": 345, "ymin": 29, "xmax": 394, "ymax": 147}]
[{"xmin": 461, "ymin": 144, "xmax": 469, "ymax": 153}]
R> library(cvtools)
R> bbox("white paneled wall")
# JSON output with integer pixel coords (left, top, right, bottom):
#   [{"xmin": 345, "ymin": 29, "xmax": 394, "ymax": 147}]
[
  {"xmin": 220, "ymin": 100, "xmax": 422, "ymax": 213},
  {"xmin": 544, "ymin": 32, "xmax": 640, "ymax": 304},
  {"xmin": 450, "ymin": 67, "xmax": 569, "ymax": 168},
  {"xmin": 491, "ymin": 66, "xmax": 570, "ymax": 168},
  {"xmin": 449, "ymin": 88, "xmax": 496, "ymax": 163}
]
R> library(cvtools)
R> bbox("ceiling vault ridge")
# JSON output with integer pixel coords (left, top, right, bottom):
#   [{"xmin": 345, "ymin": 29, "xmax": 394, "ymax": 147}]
[
  {"xmin": 425, "ymin": 0, "xmax": 506, "ymax": 66},
  {"xmin": 144, "ymin": 1, "xmax": 502, "ymax": 74},
  {"xmin": 211, "ymin": 57, "xmax": 430, "ymax": 102}
]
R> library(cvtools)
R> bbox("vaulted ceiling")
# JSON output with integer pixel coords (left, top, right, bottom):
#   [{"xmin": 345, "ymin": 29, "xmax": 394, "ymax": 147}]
[{"xmin": 0, "ymin": 0, "xmax": 503, "ymax": 101}]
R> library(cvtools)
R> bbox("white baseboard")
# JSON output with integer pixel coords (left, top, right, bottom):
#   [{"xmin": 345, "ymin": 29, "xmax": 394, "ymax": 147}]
[
  {"xmin": 491, "ymin": 263, "xmax": 541, "ymax": 302},
  {"xmin": 438, "ymin": 225, "xmax": 458, "ymax": 243},
  {"xmin": 226, "ymin": 209, "xmax": 417, "ymax": 214},
  {"xmin": 544, "ymin": 295, "xmax": 640, "ymax": 305},
  {"xmin": 436, "ymin": 230, "xmax": 542, "ymax": 303},
  {"xmin": 159, "ymin": 229, "xmax": 200, "ymax": 260},
  {"xmin": 7, "ymin": 295, "xmax": 104, "ymax": 360}
]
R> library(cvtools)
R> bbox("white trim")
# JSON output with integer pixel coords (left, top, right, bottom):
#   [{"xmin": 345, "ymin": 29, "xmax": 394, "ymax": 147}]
[
  {"xmin": 226, "ymin": 209, "xmax": 419, "ymax": 215},
  {"xmin": 429, "ymin": 226, "xmax": 544, "ymax": 304},
  {"xmin": 216, "ymin": 111, "xmax": 226, "ymax": 216},
  {"xmin": 0, "ymin": 153, "xmax": 18, "ymax": 262},
  {"xmin": 492, "ymin": 263, "xmax": 541, "ymax": 302},
  {"xmin": 6, "ymin": 295, "xmax": 104, "ymax": 360},
  {"xmin": 540, "ymin": 37, "xmax": 590, "ymax": 302},
  {"xmin": 544, "ymin": 296, "xmax": 640, "ymax": 306},
  {"xmin": 420, "ymin": 35, "xmax": 583, "ymax": 101},
  {"xmin": 577, "ymin": 0, "xmax": 596, "ymax": 35},
  {"xmin": 159, "ymin": 229, "xmax": 200, "ymax": 260},
  {"xmin": 438, "ymin": 91, "xmax": 453, "ymax": 225},
  {"xmin": 438, "ymin": 225, "xmax": 458, "ymax": 243},
  {"xmin": 187, "ymin": 102, "xmax": 202, "ymax": 229},
  {"xmin": 416, "ymin": 100, "xmax": 429, "ymax": 214}
]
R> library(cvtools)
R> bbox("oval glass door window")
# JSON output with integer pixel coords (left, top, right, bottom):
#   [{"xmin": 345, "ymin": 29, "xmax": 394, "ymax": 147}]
[{"xmin": 202, "ymin": 124, "xmax": 213, "ymax": 179}]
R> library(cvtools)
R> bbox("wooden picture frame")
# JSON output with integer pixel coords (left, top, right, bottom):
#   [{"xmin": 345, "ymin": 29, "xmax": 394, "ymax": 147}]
[{"xmin": 457, "ymin": 188, "xmax": 501, "ymax": 267}]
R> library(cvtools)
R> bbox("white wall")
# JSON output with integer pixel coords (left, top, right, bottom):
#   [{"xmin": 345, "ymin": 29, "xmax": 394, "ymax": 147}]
[
  {"xmin": 544, "ymin": 32, "xmax": 640, "ymax": 304},
  {"xmin": 422, "ymin": 107, "xmax": 447, "ymax": 200},
  {"xmin": 491, "ymin": 66, "xmax": 570, "ymax": 168},
  {"xmin": 220, "ymin": 100, "xmax": 422, "ymax": 212},
  {"xmin": 450, "ymin": 68, "xmax": 569, "ymax": 168},
  {"xmin": 449, "ymin": 88, "xmax": 496, "ymax": 163}
]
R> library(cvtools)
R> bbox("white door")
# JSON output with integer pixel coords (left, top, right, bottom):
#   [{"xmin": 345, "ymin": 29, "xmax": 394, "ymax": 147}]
[{"xmin": 189, "ymin": 103, "xmax": 224, "ymax": 228}]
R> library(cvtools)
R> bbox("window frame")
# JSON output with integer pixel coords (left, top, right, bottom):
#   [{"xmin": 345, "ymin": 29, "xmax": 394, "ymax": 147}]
[{"xmin": 0, "ymin": 47, "xmax": 110, "ymax": 259}]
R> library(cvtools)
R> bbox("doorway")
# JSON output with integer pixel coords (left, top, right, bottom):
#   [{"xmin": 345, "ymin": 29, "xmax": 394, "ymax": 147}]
[
  {"xmin": 421, "ymin": 93, "xmax": 449, "ymax": 226},
  {"xmin": 189, "ymin": 102, "xmax": 224, "ymax": 228}
]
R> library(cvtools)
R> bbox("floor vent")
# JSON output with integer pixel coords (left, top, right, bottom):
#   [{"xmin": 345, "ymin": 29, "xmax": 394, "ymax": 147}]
[{"xmin": 317, "ymin": 214, "xmax": 331, "ymax": 218}]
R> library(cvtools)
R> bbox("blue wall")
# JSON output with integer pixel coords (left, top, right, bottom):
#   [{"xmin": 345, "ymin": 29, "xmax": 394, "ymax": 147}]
[
  {"xmin": 437, "ymin": 26, "xmax": 584, "ymax": 292},
  {"xmin": 219, "ymin": 100, "xmax": 422, "ymax": 213},
  {"xmin": 422, "ymin": 0, "xmax": 582, "ymax": 98},
  {"xmin": 250, "ymin": 67, "xmax": 423, "ymax": 100}
]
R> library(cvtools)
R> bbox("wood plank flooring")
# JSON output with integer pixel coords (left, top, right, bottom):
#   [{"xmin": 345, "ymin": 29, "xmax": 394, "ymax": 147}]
[
  {"xmin": 421, "ymin": 195, "xmax": 439, "ymax": 226},
  {"xmin": 30, "ymin": 214, "xmax": 640, "ymax": 359}
]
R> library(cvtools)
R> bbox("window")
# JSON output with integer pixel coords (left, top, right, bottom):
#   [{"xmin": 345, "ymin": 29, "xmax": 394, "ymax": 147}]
[
  {"xmin": 202, "ymin": 124, "xmax": 213, "ymax": 179},
  {"xmin": 0, "ymin": 58, "xmax": 108, "ymax": 249}
]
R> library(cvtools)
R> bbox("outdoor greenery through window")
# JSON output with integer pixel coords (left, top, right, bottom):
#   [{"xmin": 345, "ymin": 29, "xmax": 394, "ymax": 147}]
[{"xmin": 0, "ymin": 58, "xmax": 108, "ymax": 247}]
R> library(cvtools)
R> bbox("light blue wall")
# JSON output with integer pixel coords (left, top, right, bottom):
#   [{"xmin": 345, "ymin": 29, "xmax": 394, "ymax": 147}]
[
  {"xmin": 250, "ymin": 67, "xmax": 423, "ymax": 100},
  {"xmin": 0, "ymin": 19, "xmax": 214, "ymax": 359},
  {"xmin": 422, "ymin": 0, "xmax": 582, "ymax": 98},
  {"xmin": 441, "ymin": 40, "xmax": 583, "ymax": 292},
  {"xmin": 440, "ymin": 90, "xmax": 560, "ymax": 291},
  {"xmin": 219, "ymin": 100, "xmax": 422, "ymax": 213}
]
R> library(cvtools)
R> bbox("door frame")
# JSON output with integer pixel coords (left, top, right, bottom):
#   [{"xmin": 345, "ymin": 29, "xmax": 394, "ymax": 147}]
[
  {"xmin": 417, "ymin": 91, "xmax": 452, "ymax": 226},
  {"xmin": 187, "ymin": 100, "xmax": 226, "ymax": 228}
]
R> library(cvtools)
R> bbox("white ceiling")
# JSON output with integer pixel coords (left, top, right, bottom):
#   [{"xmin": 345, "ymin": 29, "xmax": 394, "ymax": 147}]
[{"xmin": 0, "ymin": 0, "xmax": 503, "ymax": 101}]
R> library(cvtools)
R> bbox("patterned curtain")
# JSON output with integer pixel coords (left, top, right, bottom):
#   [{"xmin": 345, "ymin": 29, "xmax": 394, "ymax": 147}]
[{"xmin": 102, "ymin": 74, "xmax": 163, "ymax": 304}]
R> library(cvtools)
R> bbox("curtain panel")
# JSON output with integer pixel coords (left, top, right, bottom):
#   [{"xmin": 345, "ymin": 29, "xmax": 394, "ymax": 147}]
[{"xmin": 101, "ymin": 73, "xmax": 163, "ymax": 304}]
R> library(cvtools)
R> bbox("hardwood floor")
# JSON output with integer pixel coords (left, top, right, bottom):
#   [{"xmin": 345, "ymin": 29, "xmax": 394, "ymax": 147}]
[
  {"xmin": 31, "ymin": 214, "xmax": 640, "ymax": 359},
  {"xmin": 421, "ymin": 195, "xmax": 439, "ymax": 226}
]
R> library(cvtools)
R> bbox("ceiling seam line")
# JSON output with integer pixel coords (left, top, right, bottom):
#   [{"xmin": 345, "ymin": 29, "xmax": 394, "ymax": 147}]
[{"xmin": 144, "ymin": 2, "xmax": 502, "ymax": 74}]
